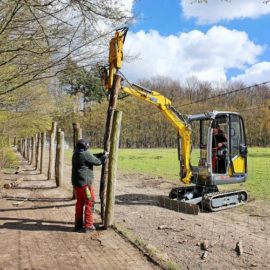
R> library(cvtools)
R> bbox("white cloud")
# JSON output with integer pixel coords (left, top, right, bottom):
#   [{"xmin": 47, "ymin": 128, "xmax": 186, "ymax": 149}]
[
  {"xmin": 181, "ymin": 0, "xmax": 270, "ymax": 24},
  {"xmin": 231, "ymin": 62, "xmax": 270, "ymax": 84},
  {"xmin": 122, "ymin": 26, "xmax": 263, "ymax": 84}
]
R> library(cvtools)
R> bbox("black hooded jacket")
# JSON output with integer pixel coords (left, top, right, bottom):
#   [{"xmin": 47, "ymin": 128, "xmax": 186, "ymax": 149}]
[{"xmin": 72, "ymin": 147, "xmax": 106, "ymax": 187}]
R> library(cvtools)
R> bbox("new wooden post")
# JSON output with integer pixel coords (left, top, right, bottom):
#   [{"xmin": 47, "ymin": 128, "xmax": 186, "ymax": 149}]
[
  {"xmin": 55, "ymin": 129, "xmax": 64, "ymax": 187},
  {"xmin": 35, "ymin": 133, "xmax": 40, "ymax": 171},
  {"xmin": 48, "ymin": 122, "xmax": 57, "ymax": 180},
  {"xmin": 100, "ymin": 74, "xmax": 122, "ymax": 220},
  {"xmin": 40, "ymin": 132, "xmax": 46, "ymax": 174},
  {"xmin": 104, "ymin": 110, "xmax": 122, "ymax": 228}
]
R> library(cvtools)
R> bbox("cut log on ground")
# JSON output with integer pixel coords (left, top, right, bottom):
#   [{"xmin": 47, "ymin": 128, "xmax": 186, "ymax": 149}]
[{"xmin": 4, "ymin": 177, "xmax": 24, "ymax": 189}]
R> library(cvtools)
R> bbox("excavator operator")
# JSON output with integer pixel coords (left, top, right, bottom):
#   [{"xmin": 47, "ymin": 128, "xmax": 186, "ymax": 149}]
[{"xmin": 212, "ymin": 122, "xmax": 227, "ymax": 174}]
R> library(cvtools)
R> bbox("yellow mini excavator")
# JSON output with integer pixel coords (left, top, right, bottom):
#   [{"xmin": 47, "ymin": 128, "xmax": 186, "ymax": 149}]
[{"xmin": 101, "ymin": 28, "xmax": 248, "ymax": 213}]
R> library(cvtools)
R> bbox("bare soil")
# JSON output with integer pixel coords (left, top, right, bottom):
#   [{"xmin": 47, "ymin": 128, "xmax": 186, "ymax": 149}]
[{"xmin": 112, "ymin": 172, "xmax": 270, "ymax": 270}]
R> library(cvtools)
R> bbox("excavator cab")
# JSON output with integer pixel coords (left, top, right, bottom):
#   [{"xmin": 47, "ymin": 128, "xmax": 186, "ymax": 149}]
[
  {"xmin": 171, "ymin": 111, "xmax": 248, "ymax": 211},
  {"xmin": 188, "ymin": 111, "xmax": 247, "ymax": 187}
]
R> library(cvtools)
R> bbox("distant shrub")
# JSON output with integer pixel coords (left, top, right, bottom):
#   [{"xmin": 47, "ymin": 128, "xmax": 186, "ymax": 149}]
[
  {"xmin": 0, "ymin": 137, "xmax": 19, "ymax": 168},
  {"xmin": 0, "ymin": 147, "xmax": 19, "ymax": 168}
]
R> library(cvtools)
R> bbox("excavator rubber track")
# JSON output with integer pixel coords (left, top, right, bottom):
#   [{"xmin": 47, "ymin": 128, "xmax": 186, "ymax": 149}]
[{"xmin": 201, "ymin": 190, "xmax": 248, "ymax": 212}]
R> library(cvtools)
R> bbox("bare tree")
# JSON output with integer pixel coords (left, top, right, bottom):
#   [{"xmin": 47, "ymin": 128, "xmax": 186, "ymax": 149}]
[{"xmin": 0, "ymin": 0, "xmax": 132, "ymax": 96}]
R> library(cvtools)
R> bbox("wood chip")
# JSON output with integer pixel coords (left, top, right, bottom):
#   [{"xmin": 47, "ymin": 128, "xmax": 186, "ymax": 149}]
[
  {"xmin": 201, "ymin": 251, "xmax": 208, "ymax": 260},
  {"xmin": 235, "ymin": 240, "xmax": 243, "ymax": 256},
  {"xmin": 200, "ymin": 240, "xmax": 209, "ymax": 251},
  {"xmin": 12, "ymin": 199, "xmax": 27, "ymax": 206},
  {"xmin": 158, "ymin": 225, "xmax": 171, "ymax": 230}
]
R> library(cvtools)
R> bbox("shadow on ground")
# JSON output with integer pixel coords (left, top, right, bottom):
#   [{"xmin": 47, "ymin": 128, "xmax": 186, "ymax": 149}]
[{"xmin": 0, "ymin": 217, "xmax": 74, "ymax": 232}]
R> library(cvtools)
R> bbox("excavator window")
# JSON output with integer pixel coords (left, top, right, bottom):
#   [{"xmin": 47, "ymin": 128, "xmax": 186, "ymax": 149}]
[
  {"xmin": 211, "ymin": 117, "xmax": 228, "ymax": 174},
  {"xmin": 230, "ymin": 114, "xmax": 246, "ymax": 160}
]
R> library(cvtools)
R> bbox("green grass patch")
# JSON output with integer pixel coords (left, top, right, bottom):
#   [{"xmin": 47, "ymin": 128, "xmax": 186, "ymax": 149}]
[
  {"xmin": 0, "ymin": 147, "xmax": 19, "ymax": 169},
  {"xmin": 118, "ymin": 147, "xmax": 270, "ymax": 200},
  {"xmin": 65, "ymin": 147, "xmax": 270, "ymax": 200},
  {"xmin": 118, "ymin": 148, "xmax": 180, "ymax": 180}
]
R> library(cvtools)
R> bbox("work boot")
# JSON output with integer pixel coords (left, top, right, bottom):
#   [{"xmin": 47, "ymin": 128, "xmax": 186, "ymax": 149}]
[
  {"xmin": 74, "ymin": 218, "xmax": 84, "ymax": 232},
  {"xmin": 84, "ymin": 225, "xmax": 96, "ymax": 233}
]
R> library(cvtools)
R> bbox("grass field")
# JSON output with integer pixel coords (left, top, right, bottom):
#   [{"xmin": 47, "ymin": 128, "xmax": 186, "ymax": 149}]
[{"xmin": 65, "ymin": 147, "xmax": 270, "ymax": 200}]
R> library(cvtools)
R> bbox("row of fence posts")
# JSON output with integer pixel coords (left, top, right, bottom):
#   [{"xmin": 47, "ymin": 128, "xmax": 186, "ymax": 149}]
[
  {"xmin": 16, "ymin": 122, "xmax": 65, "ymax": 187},
  {"xmin": 15, "ymin": 112, "xmax": 122, "ymax": 228}
]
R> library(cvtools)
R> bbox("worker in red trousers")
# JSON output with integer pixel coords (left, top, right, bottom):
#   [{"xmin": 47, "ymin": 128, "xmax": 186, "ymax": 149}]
[{"xmin": 72, "ymin": 139, "xmax": 108, "ymax": 233}]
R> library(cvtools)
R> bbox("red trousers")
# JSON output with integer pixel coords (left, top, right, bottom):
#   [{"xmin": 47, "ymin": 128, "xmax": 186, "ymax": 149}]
[{"xmin": 75, "ymin": 185, "xmax": 95, "ymax": 228}]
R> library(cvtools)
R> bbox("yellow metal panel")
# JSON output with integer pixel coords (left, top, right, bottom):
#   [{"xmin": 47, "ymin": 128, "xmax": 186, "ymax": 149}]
[{"xmin": 228, "ymin": 156, "xmax": 245, "ymax": 176}]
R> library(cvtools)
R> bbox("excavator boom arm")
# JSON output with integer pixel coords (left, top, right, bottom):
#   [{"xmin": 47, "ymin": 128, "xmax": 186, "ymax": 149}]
[
  {"xmin": 122, "ymin": 83, "xmax": 192, "ymax": 184},
  {"xmin": 103, "ymin": 28, "xmax": 192, "ymax": 184}
]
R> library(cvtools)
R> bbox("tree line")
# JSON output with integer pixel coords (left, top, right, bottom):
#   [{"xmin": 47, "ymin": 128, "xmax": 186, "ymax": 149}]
[
  {"xmin": 0, "ymin": 1, "xmax": 269, "ymax": 170},
  {"xmin": 78, "ymin": 76, "xmax": 270, "ymax": 148},
  {"xmin": 0, "ymin": 0, "xmax": 131, "ymax": 167}
]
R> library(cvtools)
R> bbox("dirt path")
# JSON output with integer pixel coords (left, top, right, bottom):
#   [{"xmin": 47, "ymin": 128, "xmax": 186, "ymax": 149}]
[{"xmin": 0, "ymin": 159, "xmax": 161, "ymax": 270}]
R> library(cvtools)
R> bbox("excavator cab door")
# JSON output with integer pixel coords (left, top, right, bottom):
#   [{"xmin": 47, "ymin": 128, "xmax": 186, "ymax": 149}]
[{"xmin": 228, "ymin": 114, "xmax": 247, "ymax": 177}]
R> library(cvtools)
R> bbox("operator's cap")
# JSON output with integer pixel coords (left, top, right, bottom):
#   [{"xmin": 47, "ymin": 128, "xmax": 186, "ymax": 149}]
[{"xmin": 76, "ymin": 139, "xmax": 89, "ymax": 150}]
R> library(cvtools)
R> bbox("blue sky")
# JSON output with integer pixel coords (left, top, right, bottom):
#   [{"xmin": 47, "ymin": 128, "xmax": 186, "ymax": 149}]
[{"xmin": 120, "ymin": 0, "xmax": 270, "ymax": 85}]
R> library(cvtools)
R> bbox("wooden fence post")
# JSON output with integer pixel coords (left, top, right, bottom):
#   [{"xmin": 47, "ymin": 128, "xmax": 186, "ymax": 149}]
[
  {"xmin": 100, "ymin": 74, "xmax": 122, "ymax": 220},
  {"xmin": 17, "ymin": 139, "xmax": 21, "ymax": 153},
  {"xmin": 104, "ymin": 110, "xmax": 122, "ymax": 228},
  {"xmin": 31, "ymin": 136, "xmax": 35, "ymax": 166},
  {"xmin": 77, "ymin": 127, "xmax": 82, "ymax": 141},
  {"xmin": 20, "ymin": 139, "xmax": 23, "ymax": 154},
  {"xmin": 48, "ymin": 122, "xmax": 57, "ymax": 180},
  {"xmin": 72, "ymin": 122, "xmax": 82, "ymax": 149},
  {"xmin": 27, "ymin": 137, "xmax": 31, "ymax": 162},
  {"xmin": 55, "ymin": 129, "xmax": 64, "ymax": 187},
  {"xmin": 23, "ymin": 138, "xmax": 27, "ymax": 159},
  {"xmin": 35, "ymin": 133, "xmax": 40, "ymax": 171},
  {"xmin": 40, "ymin": 132, "xmax": 46, "ymax": 174}
]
